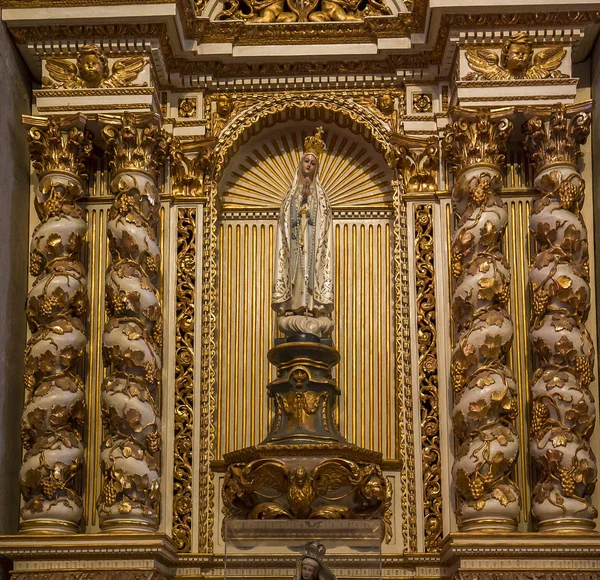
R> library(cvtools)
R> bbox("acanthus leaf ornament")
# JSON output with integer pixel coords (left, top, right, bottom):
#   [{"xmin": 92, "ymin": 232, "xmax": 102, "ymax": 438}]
[
  {"xmin": 523, "ymin": 102, "xmax": 598, "ymax": 532},
  {"xmin": 43, "ymin": 44, "xmax": 147, "ymax": 89},
  {"xmin": 20, "ymin": 115, "xmax": 92, "ymax": 534},
  {"xmin": 463, "ymin": 32, "xmax": 568, "ymax": 81},
  {"xmin": 389, "ymin": 134, "xmax": 439, "ymax": 193},
  {"xmin": 170, "ymin": 137, "xmax": 215, "ymax": 196}
]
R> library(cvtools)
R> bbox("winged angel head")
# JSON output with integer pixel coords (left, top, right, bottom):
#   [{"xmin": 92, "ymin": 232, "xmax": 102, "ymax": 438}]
[
  {"xmin": 464, "ymin": 32, "xmax": 568, "ymax": 81},
  {"xmin": 43, "ymin": 44, "xmax": 146, "ymax": 89}
]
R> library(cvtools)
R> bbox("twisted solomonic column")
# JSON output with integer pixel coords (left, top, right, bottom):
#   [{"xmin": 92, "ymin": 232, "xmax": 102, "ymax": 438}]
[
  {"xmin": 523, "ymin": 103, "xmax": 597, "ymax": 532},
  {"xmin": 443, "ymin": 111, "xmax": 521, "ymax": 531},
  {"xmin": 98, "ymin": 112, "xmax": 168, "ymax": 532},
  {"xmin": 21, "ymin": 115, "xmax": 92, "ymax": 533}
]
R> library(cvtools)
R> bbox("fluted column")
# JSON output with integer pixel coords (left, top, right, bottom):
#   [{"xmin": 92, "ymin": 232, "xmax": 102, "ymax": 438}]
[
  {"xmin": 20, "ymin": 115, "xmax": 92, "ymax": 533},
  {"xmin": 97, "ymin": 112, "xmax": 168, "ymax": 532},
  {"xmin": 443, "ymin": 111, "xmax": 521, "ymax": 531},
  {"xmin": 523, "ymin": 103, "xmax": 597, "ymax": 532}
]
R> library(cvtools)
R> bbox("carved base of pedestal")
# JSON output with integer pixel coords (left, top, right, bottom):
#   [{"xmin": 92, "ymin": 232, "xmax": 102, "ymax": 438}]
[{"xmin": 223, "ymin": 442, "xmax": 393, "ymax": 541}]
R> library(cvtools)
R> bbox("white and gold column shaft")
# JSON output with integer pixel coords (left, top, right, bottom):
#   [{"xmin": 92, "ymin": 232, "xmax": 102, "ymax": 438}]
[
  {"xmin": 523, "ymin": 102, "xmax": 597, "ymax": 532},
  {"xmin": 97, "ymin": 112, "xmax": 168, "ymax": 532},
  {"xmin": 20, "ymin": 114, "xmax": 92, "ymax": 534},
  {"xmin": 443, "ymin": 110, "xmax": 521, "ymax": 531}
]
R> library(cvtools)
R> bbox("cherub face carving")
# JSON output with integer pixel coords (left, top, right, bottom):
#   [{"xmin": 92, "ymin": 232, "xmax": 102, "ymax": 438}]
[
  {"xmin": 504, "ymin": 42, "xmax": 532, "ymax": 75},
  {"xmin": 77, "ymin": 47, "xmax": 108, "ymax": 86},
  {"xmin": 216, "ymin": 95, "xmax": 233, "ymax": 117},
  {"xmin": 377, "ymin": 93, "xmax": 394, "ymax": 115}
]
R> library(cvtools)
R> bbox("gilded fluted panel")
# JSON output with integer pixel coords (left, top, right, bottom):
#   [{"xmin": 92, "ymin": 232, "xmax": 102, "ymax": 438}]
[
  {"xmin": 216, "ymin": 218, "xmax": 396, "ymax": 459},
  {"xmin": 216, "ymin": 220, "xmax": 276, "ymax": 457}
]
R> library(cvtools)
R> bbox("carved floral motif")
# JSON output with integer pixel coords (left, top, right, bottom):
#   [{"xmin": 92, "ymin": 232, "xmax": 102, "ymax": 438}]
[
  {"xmin": 98, "ymin": 113, "xmax": 167, "ymax": 531},
  {"xmin": 43, "ymin": 44, "xmax": 146, "ymax": 89},
  {"xmin": 523, "ymin": 103, "xmax": 597, "ymax": 531},
  {"xmin": 172, "ymin": 208, "xmax": 196, "ymax": 552},
  {"xmin": 415, "ymin": 205, "xmax": 442, "ymax": 551},
  {"xmin": 21, "ymin": 115, "xmax": 92, "ymax": 533},
  {"xmin": 443, "ymin": 112, "xmax": 521, "ymax": 531}
]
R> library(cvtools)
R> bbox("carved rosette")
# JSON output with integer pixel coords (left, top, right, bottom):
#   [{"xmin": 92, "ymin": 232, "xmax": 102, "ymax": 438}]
[
  {"xmin": 21, "ymin": 115, "xmax": 92, "ymax": 533},
  {"xmin": 522, "ymin": 103, "xmax": 597, "ymax": 531},
  {"xmin": 443, "ymin": 112, "xmax": 521, "ymax": 531},
  {"xmin": 98, "ymin": 112, "xmax": 168, "ymax": 532}
]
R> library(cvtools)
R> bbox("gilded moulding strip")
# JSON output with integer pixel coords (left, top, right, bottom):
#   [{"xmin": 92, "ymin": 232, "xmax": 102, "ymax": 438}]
[
  {"xmin": 414, "ymin": 204, "xmax": 442, "ymax": 552},
  {"xmin": 172, "ymin": 208, "xmax": 197, "ymax": 551},
  {"xmin": 199, "ymin": 185, "xmax": 217, "ymax": 553},
  {"xmin": 394, "ymin": 180, "xmax": 416, "ymax": 552}
]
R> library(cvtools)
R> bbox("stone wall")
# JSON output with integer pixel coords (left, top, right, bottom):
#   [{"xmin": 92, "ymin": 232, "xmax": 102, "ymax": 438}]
[{"xmin": 0, "ymin": 12, "xmax": 31, "ymax": 541}]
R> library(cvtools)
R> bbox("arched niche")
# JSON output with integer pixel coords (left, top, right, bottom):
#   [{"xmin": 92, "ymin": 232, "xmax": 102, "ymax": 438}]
[{"xmin": 213, "ymin": 115, "xmax": 400, "ymax": 462}]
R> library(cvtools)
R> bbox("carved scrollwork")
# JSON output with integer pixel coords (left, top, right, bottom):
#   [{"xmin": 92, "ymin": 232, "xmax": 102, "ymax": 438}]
[
  {"xmin": 20, "ymin": 115, "xmax": 92, "ymax": 534},
  {"xmin": 415, "ymin": 205, "xmax": 442, "ymax": 551},
  {"xmin": 523, "ymin": 103, "xmax": 597, "ymax": 532},
  {"xmin": 170, "ymin": 138, "xmax": 215, "ymax": 196},
  {"xmin": 98, "ymin": 113, "xmax": 167, "ymax": 532},
  {"xmin": 389, "ymin": 135, "xmax": 439, "ymax": 192},
  {"xmin": 222, "ymin": 457, "xmax": 393, "ymax": 541},
  {"xmin": 172, "ymin": 208, "xmax": 196, "ymax": 552},
  {"xmin": 443, "ymin": 112, "xmax": 521, "ymax": 531}
]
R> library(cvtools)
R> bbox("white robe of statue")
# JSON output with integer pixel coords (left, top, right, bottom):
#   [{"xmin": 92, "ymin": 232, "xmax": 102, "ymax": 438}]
[{"xmin": 272, "ymin": 151, "xmax": 334, "ymax": 338}]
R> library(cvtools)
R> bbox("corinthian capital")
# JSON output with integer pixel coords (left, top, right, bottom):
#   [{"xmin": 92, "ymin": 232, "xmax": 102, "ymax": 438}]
[
  {"xmin": 100, "ymin": 112, "xmax": 169, "ymax": 178},
  {"xmin": 442, "ymin": 108, "xmax": 513, "ymax": 174},
  {"xmin": 522, "ymin": 102, "xmax": 591, "ymax": 174},
  {"xmin": 24, "ymin": 114, "xmax": 93, "ymax": 180}
]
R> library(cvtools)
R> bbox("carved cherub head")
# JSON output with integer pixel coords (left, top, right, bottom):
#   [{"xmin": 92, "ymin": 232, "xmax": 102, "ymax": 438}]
[
  {"xmin": 377, "ymin": 92, "xmax": 394, "ymax": 115},
  {"xmin": 501, "ymin": 32, "xmax": 533, "ymax": 76},
  {"xmin": 216, "ymin": 94, "xmax": 233, "ymax": 117},
  {"xmin": 77, "ymin": 44, "xmax": 109, "ymax": 86}
]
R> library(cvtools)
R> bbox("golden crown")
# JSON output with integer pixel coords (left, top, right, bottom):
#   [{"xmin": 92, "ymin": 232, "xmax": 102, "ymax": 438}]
[{"xmin": 303, "ymin": 127, "xmax": 326, "ymax": 160}]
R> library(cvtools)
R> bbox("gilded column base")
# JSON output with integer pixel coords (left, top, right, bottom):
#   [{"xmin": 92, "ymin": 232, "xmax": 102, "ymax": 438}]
[
  {"xmin": 441, "ymin": 532, "xmax": 600, "ymax": 579},
  {"xmin": 0, "ymin": 533, "xmax": 177, "ymax": 580},
  {"xmin": 19, "ymin": 519, "xmax": 80, "ymax": 535}
]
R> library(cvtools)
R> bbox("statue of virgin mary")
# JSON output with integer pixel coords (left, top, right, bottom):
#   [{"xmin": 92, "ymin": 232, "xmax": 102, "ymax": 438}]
[{"xmin": 272, "ymin": 127, "xmax": 334, "ymax": 339}]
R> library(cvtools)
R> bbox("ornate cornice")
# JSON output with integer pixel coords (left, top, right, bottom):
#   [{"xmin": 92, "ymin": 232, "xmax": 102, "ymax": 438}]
[{"xmin": 6, "ymin": 8, "xmax": 599, "ymax": 78}]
